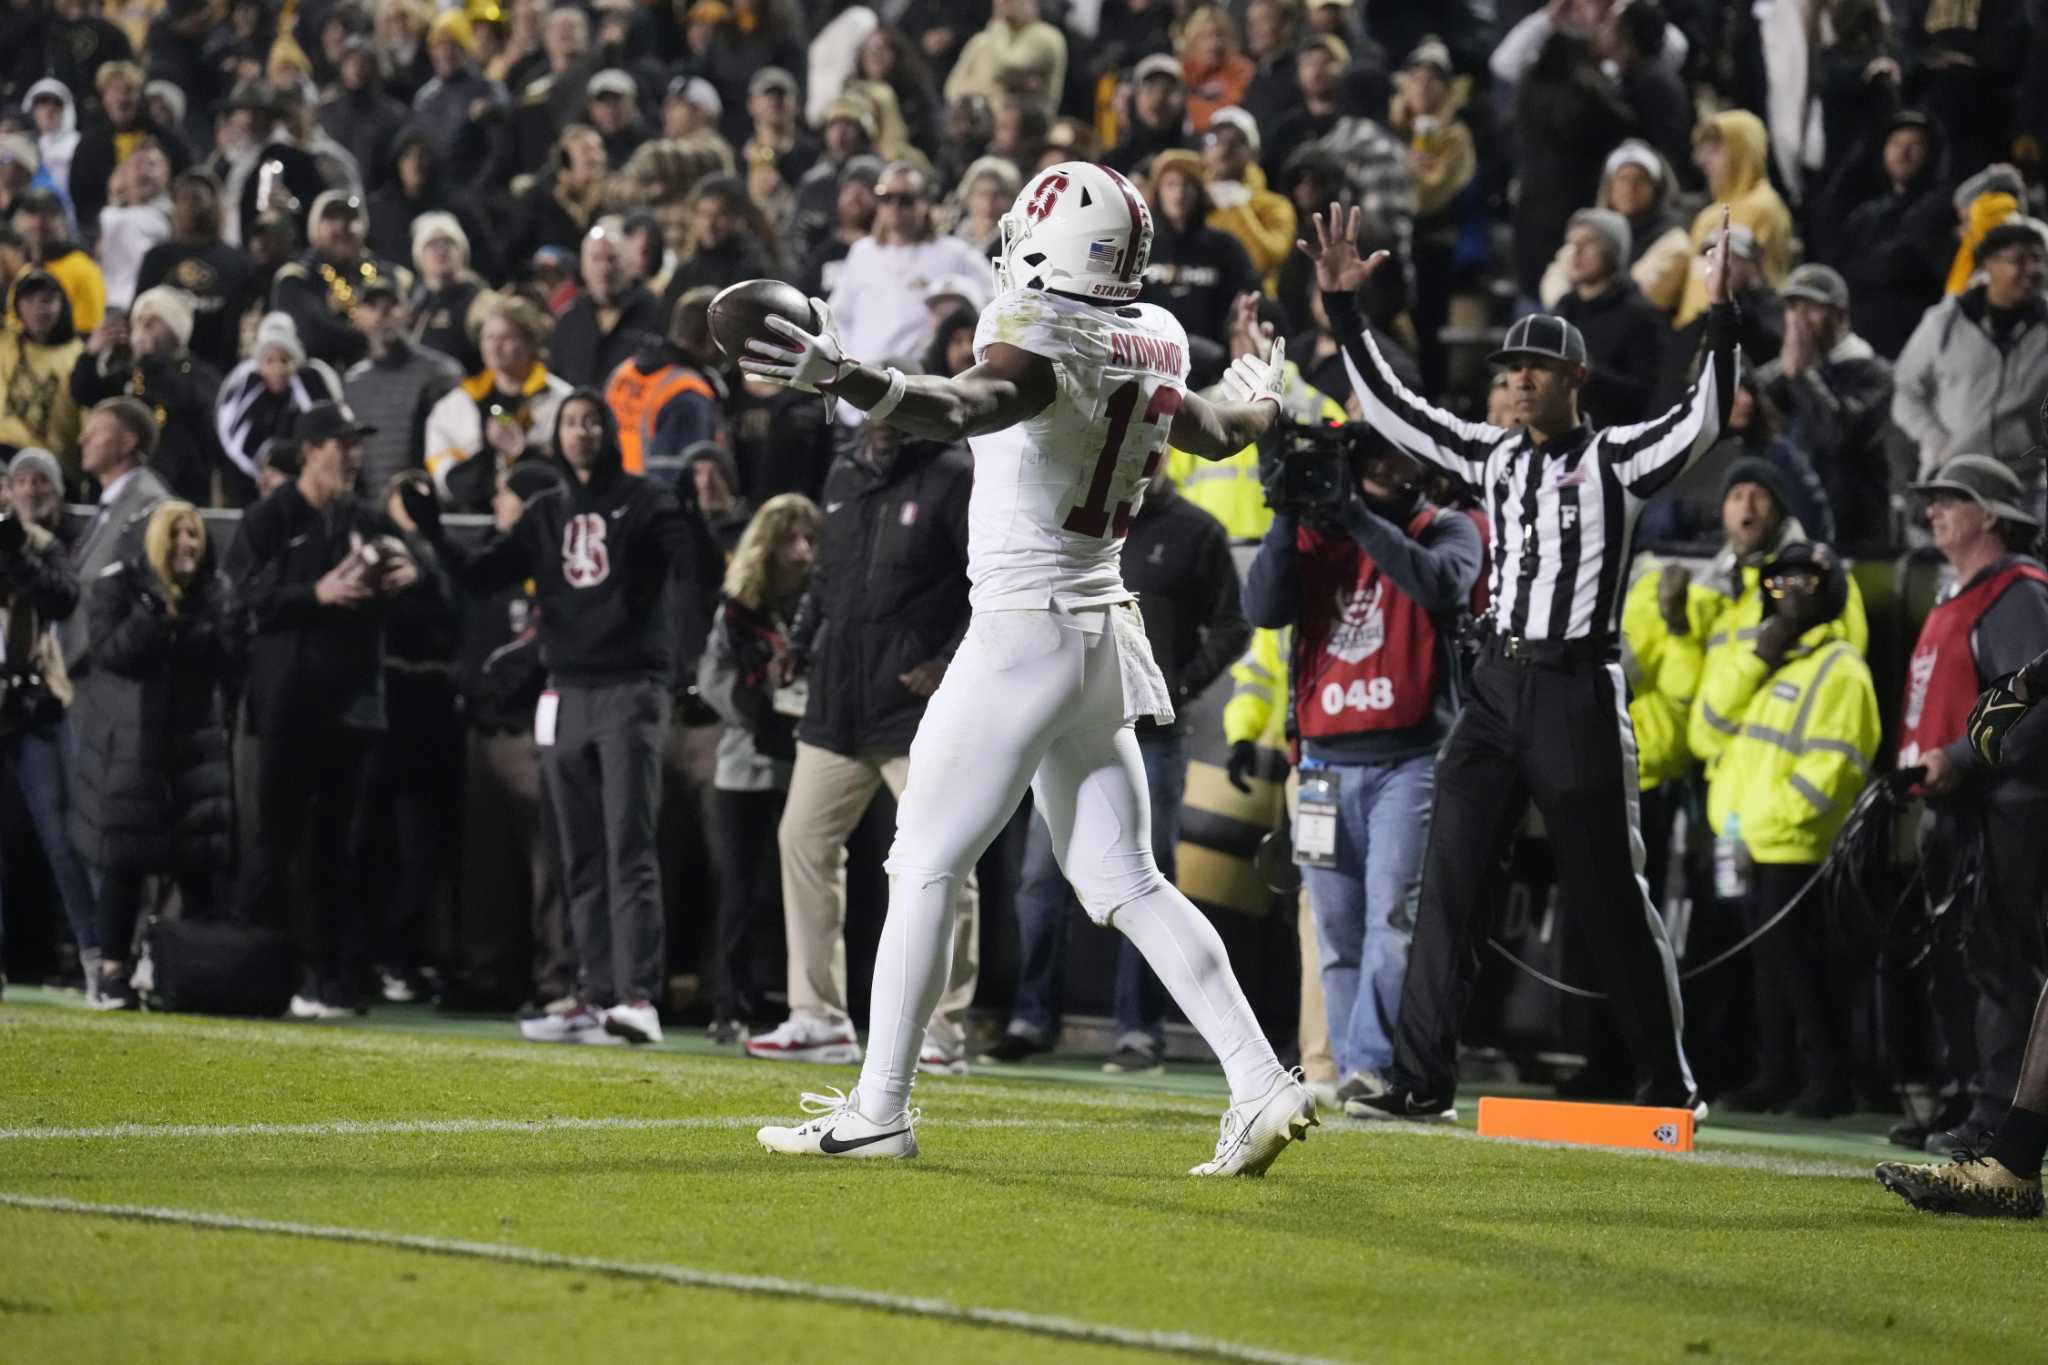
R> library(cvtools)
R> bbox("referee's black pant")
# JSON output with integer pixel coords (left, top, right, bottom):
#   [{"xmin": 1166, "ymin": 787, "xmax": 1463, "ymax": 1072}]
[{"xmin": 1390, "ymin": 641, "xmax": 1694, "ymax": 1101}]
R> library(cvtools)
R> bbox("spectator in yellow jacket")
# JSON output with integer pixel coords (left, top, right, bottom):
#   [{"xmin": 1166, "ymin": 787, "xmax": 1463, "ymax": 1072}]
[
  {"xmin": 1694, "ymin": 542, "xmax": 1879, "ymax": 1117},
  {"xmin": 0, "ymin": 270, "xmax": 83, "ymax": 476},
  {"xmin": 1200, "ymin": 106, "xmax": 1295, "ymax": 286},
  {"xmin": 1677, "ymin": 111, "xmax": 1792, "ymax": 326}
]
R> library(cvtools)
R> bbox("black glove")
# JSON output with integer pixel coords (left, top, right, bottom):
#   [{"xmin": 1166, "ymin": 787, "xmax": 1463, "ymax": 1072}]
[
  {"xmin": 1657, "ymin": 564, "xmax": 1691, "ymax": 637},
  {"xmin": 0, "ymin": 513, "xmax": 24, "ymax": 556},
  {"xmin": 1752, "ymin": 614, "xmax": 1801, "ymax": 669},
  {"xmin": 400, "ymin": 482, "xmax": 444, "ymax": 541},
  {"xmin": 1226, "ymin": 739, "xmax": 1258, "ymax": 794},
  {"xmin": 2021, "ymin": 647, "xmax": 2048, "ymax": 702},
  {"xmin": 1967, "ymin": 672, "xmax": 2031, "ymax": 767}
]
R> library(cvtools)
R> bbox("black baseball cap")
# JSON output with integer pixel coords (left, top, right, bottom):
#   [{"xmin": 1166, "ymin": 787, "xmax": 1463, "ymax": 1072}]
[
  {"xmin": 1488, "ymin": 314, "xmax": 1588, "ymax": 369},
  {"xmin": 296, "ymin": 400, "xmax": 376, "ymax": 444}
]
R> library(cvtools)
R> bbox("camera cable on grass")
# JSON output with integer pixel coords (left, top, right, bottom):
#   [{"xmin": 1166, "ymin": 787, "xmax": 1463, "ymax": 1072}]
[{"xmin": 1485, "ymin": 768, "xmax": 1925, "ymax": 1000}]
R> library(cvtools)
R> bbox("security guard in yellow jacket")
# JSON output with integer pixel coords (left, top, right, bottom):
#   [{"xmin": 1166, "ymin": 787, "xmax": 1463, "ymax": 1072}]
[
  {"xmin": 1620, "ymin": 560, "xmax": 1720, "ymax": 792},
  {"xmin": 1692, "ymin": 542, "xmax": 1880, "ymax": 1118},
  {"xmin": 1676, "ymin": 461, "xmax": 1868, "ymax": 773},
  {"xmin": 1221, "ymin": 627, "xmax": 1338, "ymax": 1093}
]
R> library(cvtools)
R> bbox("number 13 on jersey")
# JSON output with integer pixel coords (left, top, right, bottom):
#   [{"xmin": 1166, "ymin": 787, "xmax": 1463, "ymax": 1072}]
[{"xmin": 1061, "ymin": 378, "xmax": 1182, "ymax": 539}]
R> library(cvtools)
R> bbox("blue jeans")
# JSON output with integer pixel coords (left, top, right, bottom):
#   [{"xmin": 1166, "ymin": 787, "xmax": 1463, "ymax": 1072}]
[
  {"xmin": 1303, "ymin": 751, "xmax": 1435, "ymax": 1077},
  {"xmin": 1, "ymin": 718, "xmax": 99, "ymax": 956},
  {"xmin": 1009, "ymin": 730, "xmax": 1186, "ymax": 1044}
]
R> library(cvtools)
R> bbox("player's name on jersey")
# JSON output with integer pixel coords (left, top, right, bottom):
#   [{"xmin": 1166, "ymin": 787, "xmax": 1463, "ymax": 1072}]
[{"xmin": 1108, "ymin": 331, "xmax": 1187, "ymax": 377}]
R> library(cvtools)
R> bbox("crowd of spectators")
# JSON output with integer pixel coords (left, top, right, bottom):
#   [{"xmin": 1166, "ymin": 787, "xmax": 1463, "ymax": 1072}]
[{"xmin": 0, "ymin": 0, "xmax": 2045, "ymax": 1132}]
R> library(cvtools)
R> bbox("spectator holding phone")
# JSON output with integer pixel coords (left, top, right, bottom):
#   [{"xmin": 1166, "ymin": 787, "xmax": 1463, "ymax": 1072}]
[{"xmin": 227, "ymin": 400, "xmax": 422, "ymax": 1019}]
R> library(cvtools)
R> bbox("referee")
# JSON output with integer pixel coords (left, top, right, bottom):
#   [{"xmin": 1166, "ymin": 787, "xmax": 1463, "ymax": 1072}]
[{"xmin": 1301, "ymin": 205, "xmax": 1741, "ymax": 1121}]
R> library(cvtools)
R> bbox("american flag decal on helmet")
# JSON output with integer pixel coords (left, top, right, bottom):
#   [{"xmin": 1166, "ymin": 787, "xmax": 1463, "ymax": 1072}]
[{"xmin": 1085, "ymin": 240, "xmax": 1118, "ymax": 273}]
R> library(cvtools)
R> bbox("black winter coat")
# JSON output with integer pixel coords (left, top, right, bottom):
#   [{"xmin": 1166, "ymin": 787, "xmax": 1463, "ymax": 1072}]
[
  {"xmin": 227, "ymin": 482, "xmax": 396, "ymax": 734},
  {"xmin": 1140, "ymin": 216, "xmax": 1260, "ymax": 351},
  {"xmin": 1123, "ymin": 482, "xmax": 1251, "ymax": 736},
  {"xmin": 71, "ymin": 348, "xmax": 231, "ymax": 507},
  {"xmin": 68, "ymin": 560, "xmax": 233, "ymax": 874},
  {"xmin": 548, "ymin": 285, "xmax": 667, "ymax": 390},
  {"xmin": 1555, "ymin": 280, "xmax": 1671, "ymax": 428},
  {"xmin": 788, "ymin": 439, "xmax": 972, "ymax": 756}
]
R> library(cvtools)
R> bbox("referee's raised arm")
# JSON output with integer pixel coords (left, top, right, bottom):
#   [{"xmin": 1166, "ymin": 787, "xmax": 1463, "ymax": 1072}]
[
  {"xmin": 1299, "ymin": 204, "xmax": 1509, "ymax": 479},
  {"xmin": 1600, "ymin": 205, "xmax": 1744, "ymax": 498}
]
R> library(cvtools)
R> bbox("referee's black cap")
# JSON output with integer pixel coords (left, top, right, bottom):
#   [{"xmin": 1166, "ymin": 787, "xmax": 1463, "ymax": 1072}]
[{"xmin": 1488, "ymin": 315, "xmax": 1589, "ymax": 370}]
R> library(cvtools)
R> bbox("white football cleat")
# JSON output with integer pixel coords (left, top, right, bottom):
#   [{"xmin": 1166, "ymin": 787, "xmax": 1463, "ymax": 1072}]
[
  {"xmin": 917, "ymin": 1036, "xmax": 967, "ymax": 1077},
  {"xmin": 745, "ymin": 1013, "xmax": 862, "ymax": 1064},
  {"xmin": 519, "ymin": 1003, "xmax": 623, "ymax": 1045},
  {"xmin": 757, "ymin": 1087, "xmax": 919, "ymax": 1159},
  {"xmin": 289, "ymin": 994, "xmax": 352, "ymax": 1021},
  {"xmin": 603, "ymin": 1000, "xmax": 662, "ymax": 1044},
  {"xmin": 1188, "ymin": 1069, "xmax": 1319, "ymax": 1177}
]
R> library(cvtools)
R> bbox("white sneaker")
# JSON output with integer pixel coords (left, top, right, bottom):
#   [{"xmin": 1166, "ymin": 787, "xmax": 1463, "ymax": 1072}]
[
  {"xmin": 757, "ymin": 1087, "xmax": 918, "ymax": 1159},
  {"xmin": 289, "ymin": 994, "xmax": 352, "ymax": 1021},
  {"xmin": 519, "ymin": 1003, "xmax": 623, "ymax": 1044},
  {"xmin": 917, "ymin": 1036, "xmax": 967, "ymax": 1077},
  {"xmin": 379, "ymin": 971, "xmax": 418, "ymax": 1004},
  {"xmin": 604, "ymin": 1000, "xmax": 662, "ymax": 1044},
  {"xmin": 1188, "ymin": 1069, "xmax": 1319, "ymax": 1177},
  {"xmin": 744, "ymin": 1014, "xmax": 862, "ymax": 1064}
]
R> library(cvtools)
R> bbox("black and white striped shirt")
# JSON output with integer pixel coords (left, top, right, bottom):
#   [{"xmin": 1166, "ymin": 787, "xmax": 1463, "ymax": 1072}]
[{"xmin": 1328, "ymin": 295, "xmax": 1740, "ymax": 644}]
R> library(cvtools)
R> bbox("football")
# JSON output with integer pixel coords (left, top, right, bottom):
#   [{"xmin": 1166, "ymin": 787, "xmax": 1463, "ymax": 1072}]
[{"xmin": 708, "ymin": 278, "xmax": 817, "ymax": 361}]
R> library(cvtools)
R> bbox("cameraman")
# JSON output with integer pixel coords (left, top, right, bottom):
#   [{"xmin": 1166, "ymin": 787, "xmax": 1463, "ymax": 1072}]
[{"xmin": 1241, "ymin": 438, "xmax": 1483, "ymax": 1104}]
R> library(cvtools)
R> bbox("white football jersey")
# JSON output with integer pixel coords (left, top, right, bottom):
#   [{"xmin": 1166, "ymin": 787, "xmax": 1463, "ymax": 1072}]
[{"xmin": 966, "ymin": 288, "xmax": 1191, "ymax": 611}]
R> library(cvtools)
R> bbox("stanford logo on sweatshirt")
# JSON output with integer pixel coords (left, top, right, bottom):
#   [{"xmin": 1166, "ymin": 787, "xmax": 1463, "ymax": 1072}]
[{"xmin": 562, "ymin": 513, "xmax": 611, "ymax": 588}]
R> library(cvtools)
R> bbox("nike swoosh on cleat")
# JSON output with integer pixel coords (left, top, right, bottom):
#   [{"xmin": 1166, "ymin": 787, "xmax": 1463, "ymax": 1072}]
[{"xmin": 816, "ymin": 1127, "xmax": 909, "ymax": 1154}]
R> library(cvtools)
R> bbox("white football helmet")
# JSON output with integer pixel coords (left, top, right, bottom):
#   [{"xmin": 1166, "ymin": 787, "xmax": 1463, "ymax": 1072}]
[{"xmin": 995, "ymin": 161, "xmax": 1153, "ymax": 304}]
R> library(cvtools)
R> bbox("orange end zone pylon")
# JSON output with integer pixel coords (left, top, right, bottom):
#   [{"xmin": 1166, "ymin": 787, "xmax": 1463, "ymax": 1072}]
[{"xmin": 1475, "ymin": 1096, "xmax": 1696, "ymax": 1153}]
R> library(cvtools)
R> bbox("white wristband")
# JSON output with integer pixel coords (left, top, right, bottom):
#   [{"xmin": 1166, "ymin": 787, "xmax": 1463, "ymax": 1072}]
[{"xmin": 866, "ymin": 366, "xmax": 909, "ymax": 422}]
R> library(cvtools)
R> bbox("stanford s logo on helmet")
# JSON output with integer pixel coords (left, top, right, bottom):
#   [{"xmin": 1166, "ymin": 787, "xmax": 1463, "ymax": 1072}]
[{"xmin": 997, "ymin": 161, "xmax": 1153, "ymax": 304}]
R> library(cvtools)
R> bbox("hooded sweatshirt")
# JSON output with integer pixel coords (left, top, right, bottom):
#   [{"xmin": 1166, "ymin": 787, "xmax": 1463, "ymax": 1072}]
[
  {"xmin": 0, "ymin": 272, "xmax": 83, "ymax": 467},
  {"xmin": 1677, "ymin": 110, "xmax": 1794, "ymax": 325},
  {"xmin": 428, "ymin": 390, "xmax": 720, "ymax": 685},
  {"xmin": 22, "ymin": 79, "xmax": 78, "ymax": 203}
]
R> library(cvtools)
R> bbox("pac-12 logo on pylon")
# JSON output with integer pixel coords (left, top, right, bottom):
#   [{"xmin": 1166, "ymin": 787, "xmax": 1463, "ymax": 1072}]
[
  {"xmin": 1026, "ymin": 172, "xmax": 1070, "ymax": 222},
  {"xmin": 1653, "ymin": 1123, "xmax": 1679, "ymax": 1147},
  {"xmin": 563, "ymin": 512, "xmax": 610, "ymax": 587}
]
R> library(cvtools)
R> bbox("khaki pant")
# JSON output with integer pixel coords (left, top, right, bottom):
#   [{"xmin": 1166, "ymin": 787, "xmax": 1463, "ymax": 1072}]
[
  {"xmin": 777, "ymin": 740, "xmax": 980, "ymax": 1049},
  {"xmin": 1289, "ymin": 769, "xmax": 1335, "ymax": 1083}
]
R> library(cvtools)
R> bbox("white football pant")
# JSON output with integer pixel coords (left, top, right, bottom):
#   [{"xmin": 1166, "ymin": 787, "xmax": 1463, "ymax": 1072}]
[{"xmin": 856, "ymin": 604, "xmax": 1285, "ymax": 1120}]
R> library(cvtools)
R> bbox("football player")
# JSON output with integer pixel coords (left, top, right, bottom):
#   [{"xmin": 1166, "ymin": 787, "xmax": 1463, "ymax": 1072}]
[{"xmin": 740, "ymin": 161, "xmax": 1313, "ymax": 1175}]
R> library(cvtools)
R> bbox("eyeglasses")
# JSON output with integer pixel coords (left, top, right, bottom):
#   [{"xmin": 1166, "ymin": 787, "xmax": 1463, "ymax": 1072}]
[
  {"xmin": 1763, "ymin": 572, "xmax": 1822, "ymax": 598},
  {"xmin": 876, "ymin": 192, "xmax": 926, "ymax": 206}
]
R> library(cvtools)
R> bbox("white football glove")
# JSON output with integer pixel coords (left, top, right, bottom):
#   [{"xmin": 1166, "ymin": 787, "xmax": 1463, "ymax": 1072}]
[
  {"xmin": 1222, "ymin": 335, "xmax": 1288, "ymax": 411},
  {"xmin": 739, "ymin": 299, "xmax": 850, "ymax": 393}
]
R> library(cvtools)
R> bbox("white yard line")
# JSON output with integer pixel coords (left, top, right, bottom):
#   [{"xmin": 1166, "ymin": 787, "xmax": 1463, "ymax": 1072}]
[{"xmin": 0, "ymin": 1192, "xmax": 1350, "ymax": 1365}]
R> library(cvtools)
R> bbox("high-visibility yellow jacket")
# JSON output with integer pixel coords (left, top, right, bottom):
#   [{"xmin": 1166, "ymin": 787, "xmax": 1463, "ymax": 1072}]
[
  {"xmin": 1166, "ymin": 367, "xmax": 1344, "ymax": 541},
  {"xmin": 1687, "ymin": 552, "xmax": 1866, "ymax": 772},
  {"xmin": 1619, "ymin": 562, "xmax": 1723, "ymax": 790},
  {"xmin": 1698, "ymin": 634, "xmax": 1880, "ymax": 864},
  {"xmin": 1224, "ymin": 626, "xmax": 1289, "ymax": 747}
]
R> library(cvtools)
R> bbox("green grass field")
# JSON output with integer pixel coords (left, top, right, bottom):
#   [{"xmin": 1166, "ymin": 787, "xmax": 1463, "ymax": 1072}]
[{"xmin": 1, "ymin": 994, "xmax": 2038, "ymax": 1364}]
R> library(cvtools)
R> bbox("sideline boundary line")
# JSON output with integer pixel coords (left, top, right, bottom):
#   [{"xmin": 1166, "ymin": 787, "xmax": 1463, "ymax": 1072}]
[
  {"xmin": 0, "ymin": 1110, "xmax": 1877, "ymax": 1178},
  {"xmin": 0, "ymin": 1192, "xmax": 1351, "ymax": 1365}
]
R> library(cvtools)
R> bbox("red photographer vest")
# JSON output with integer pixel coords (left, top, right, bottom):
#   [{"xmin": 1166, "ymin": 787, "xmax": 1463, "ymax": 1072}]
[
  {"xmin": 1898, "ymin": 560, "xmax": 2048, "ymax": 766},
  {"xmin": 1294, "ymin": 505, "xmax": 1486, "ymax": 740}
]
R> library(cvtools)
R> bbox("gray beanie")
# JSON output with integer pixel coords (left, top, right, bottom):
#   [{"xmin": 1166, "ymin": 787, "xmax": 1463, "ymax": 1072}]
[
  {"xmin": 1568, "ymin": 208, "xmax": 1632, "ymax": 269},
  {"xmin": 7, "ymin": 446, "xmax": 64, "ymax": 493}
]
